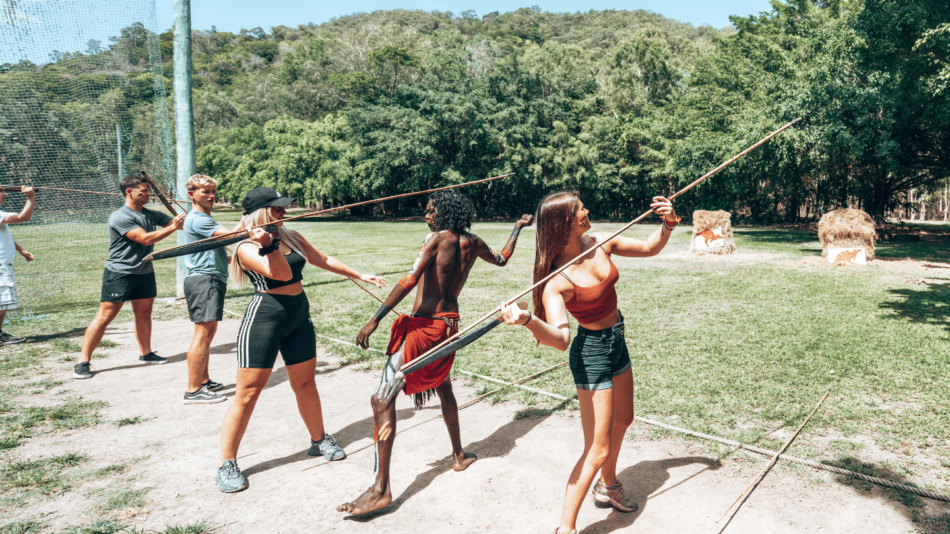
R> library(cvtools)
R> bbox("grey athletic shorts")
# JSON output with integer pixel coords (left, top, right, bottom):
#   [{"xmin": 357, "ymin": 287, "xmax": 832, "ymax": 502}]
[{"xmin": 184, "ymin": 274, "xmax": 227, "ymax": 323}]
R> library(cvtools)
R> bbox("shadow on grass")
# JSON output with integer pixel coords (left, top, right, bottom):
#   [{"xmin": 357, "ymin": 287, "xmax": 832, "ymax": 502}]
[
  {"xmin": 733, "ymin": 228, "xmax": 815, "ymax": 245},
  {"xmin": 875, "ymin": 235, "xmax": 950, "ymax": 262},
  {"xmin": 879, "ymin": 279, "xmax": 950, "ymax": 333},
  {"xmin": 23, "ymin": 327, "xmax": 87, "ymax": 344},
  {"xmin": 822, "ymin": 456, "xmax": 950, "ymax": 529}
]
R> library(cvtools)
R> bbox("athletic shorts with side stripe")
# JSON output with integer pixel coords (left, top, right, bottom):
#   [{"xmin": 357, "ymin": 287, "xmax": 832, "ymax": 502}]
[{"xmin": 236, "ymin": 291, "xmax": 316, "ymax": 369}]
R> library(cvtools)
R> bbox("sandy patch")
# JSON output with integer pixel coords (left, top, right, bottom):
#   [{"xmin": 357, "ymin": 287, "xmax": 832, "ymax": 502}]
[{"xmin": 4, "ymin": 319, "xmax": 943, "ymax": 533}]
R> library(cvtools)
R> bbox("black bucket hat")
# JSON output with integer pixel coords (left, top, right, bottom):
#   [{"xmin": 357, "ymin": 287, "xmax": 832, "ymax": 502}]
[{"xmin": 242, "ymin": 187, "xmax": 294, "ymax": 215}]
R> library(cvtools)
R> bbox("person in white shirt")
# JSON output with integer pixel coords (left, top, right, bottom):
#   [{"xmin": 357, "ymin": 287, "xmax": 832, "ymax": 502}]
[{"xmin": 0, "ymin": 186, "xmax": 36, "ymax": 344}]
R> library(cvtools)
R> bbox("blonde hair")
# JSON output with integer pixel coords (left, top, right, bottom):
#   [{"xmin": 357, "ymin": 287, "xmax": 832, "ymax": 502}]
[
  {"xmin": 186, "ymin": 174, "xmax": 218, "ymax": 191},
  {"xmin": 229, "ymin": 207, "xmax": 307, "ymax": 288}
]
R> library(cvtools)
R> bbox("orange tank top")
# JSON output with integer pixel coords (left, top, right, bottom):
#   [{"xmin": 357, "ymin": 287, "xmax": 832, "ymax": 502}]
[{"xmin": 560, "ymin": 249, "xmax": 619, "ymax": 324}]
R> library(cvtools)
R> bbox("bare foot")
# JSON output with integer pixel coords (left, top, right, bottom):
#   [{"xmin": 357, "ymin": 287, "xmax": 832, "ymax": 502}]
[
  {"xmin": 453, "ymin": 451, "xmax": 477, "ymax": 472},
  {"xmin": 337, "ymin": 486, "xmax": 392, "ymax": 515}
]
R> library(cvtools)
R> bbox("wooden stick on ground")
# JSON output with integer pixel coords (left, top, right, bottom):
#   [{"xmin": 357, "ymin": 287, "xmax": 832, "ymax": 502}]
[
  {"xmin": 717, "ymin": 387, "xmax": 831, "ymax": 524},
  {"xmin": 399, "ymin": 118, "xmax": 803, "ymax": 374}
]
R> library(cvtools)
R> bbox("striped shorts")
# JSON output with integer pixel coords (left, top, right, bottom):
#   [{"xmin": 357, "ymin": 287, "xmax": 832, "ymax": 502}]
[
  {"xmin": 236, "ymin": 291, "xmax": 315, "ymax": 369},
  {"xmin": 0, "ymin": 264, "xmax": 19, "ymax": 311}
]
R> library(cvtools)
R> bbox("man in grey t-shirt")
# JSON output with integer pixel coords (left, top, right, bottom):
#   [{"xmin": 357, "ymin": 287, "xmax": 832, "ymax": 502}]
[{"xmin": 73, "ymin": 175, "xmax": 185, "ymax": 380}]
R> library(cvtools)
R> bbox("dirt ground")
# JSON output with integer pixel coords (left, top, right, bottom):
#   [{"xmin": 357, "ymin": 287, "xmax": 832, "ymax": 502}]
[{"xmin": 17, "ymin": 318, "xmax": 946, "ymax": 533}]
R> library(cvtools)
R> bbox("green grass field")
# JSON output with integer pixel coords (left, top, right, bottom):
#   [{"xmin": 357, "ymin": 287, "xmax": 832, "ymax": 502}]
[{"xmin": 2, "ymin": 211, "xmax": 950, "ymax": 528}]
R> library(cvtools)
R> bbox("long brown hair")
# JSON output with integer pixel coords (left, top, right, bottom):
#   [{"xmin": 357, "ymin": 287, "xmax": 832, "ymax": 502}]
[{"xmin": 532, "ymin": 191, "xmax": 580, "ymax": 323}]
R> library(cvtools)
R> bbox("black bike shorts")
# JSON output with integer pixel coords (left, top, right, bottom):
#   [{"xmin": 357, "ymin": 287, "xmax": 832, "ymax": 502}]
[
  {"xmin": 100, "ymin": 270, "xmax": 157, "ymax": 303},
  {"xmin": 236, "ymin": 291, "xmax": 315, "ymax": 369}
]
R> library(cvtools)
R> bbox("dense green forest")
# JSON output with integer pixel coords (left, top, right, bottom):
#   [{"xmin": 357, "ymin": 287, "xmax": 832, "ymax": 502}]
[{"xmin": 2, "ymin": 0, "xmax": 948, "ymax": 222}]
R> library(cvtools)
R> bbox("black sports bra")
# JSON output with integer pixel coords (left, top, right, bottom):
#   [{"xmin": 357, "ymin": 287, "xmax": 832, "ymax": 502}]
[{"xmin": 238, "ymin": 242, "xmax": 306, "ymax": 292}]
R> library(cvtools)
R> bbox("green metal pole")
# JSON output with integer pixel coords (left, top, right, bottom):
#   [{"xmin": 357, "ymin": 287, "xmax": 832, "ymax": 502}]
[{"xmin": 173, "ymin": 0, "xmax": 195, "ymax": 298}]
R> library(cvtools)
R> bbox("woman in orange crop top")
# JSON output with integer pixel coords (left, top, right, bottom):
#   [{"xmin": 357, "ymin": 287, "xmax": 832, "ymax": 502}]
[{"xmin": 501, "ymin": 191, "xmax": 678, "ymax": 534}]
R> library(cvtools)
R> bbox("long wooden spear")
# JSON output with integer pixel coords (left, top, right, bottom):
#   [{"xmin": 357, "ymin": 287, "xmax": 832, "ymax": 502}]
[
  {"xmin": 141, "ymin": 170, "xmax": 188, "ymax": 215},
  {"xmin": 397, "ymin": 118, "xmax": 802, "ymax": 376},
  {"xmin": 142, "ymin": 172, "xmax": 515, "ymax": 262},
  {"xmin": 717, "ymin": 387, "xmax": 830, "ymax": 524}
]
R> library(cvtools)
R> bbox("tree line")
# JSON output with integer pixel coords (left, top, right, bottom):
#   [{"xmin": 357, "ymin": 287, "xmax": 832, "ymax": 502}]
[{"xmin": 2, "ymin": 1, "xmax": 947, "ymax": 222}]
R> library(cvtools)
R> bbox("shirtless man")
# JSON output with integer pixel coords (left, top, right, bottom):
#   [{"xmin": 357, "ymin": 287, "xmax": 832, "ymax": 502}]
[{"xmin": 337, "ymin": 190, "xmax": 532, "ymax": 516}]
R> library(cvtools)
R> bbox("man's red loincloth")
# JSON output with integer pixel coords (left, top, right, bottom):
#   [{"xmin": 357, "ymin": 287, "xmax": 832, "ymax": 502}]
[{"xmin": 386, "ymin": 312, "xmax": 460, "ymax": 407}]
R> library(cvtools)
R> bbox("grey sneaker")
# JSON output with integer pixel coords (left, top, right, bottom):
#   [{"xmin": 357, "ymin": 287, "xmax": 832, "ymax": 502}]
[
  {"xmin": 0, "ymin": 331, "xmax": 26, "ymax": 344},
  {"xmin": 73, "ymin": 362, "xmax": 92, "ymax": 379},
  {"xmin": 202, "ymin": 379, "xmax": 224, "ymax": 391},
  {"xmin": 183, "ymin": 385, "xmax": 226, "ymax": 405},
  {"xmin": 592, "ymin": 480, "xmax": 638, "ymax": 512},
  {"xmin": 139, "ymin": 351, "xmax": 167, "ymax": 364},
  {"xmin": 308, "ymin": 433, "xmax": 346, "ymax": 460},
  {"xmin": 214, "ymin": 459, "xmax": 248, "ymax": 493}
]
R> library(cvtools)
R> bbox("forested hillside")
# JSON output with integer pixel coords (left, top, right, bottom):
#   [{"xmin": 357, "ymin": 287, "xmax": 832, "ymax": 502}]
[{"xmin": 3, "ymin": 1, "xmax": 948, "ymax": 221}]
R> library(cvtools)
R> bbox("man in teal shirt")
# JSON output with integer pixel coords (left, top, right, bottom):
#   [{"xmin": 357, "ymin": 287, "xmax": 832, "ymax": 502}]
[{"xmin": 182, "ymin": 175, "xmax": 239, "ymax": 405}]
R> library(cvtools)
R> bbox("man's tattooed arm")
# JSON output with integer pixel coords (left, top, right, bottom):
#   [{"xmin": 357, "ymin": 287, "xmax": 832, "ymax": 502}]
[{"xmin": 479, "ymin": 214, "xmax": 534, "ymax": 266}]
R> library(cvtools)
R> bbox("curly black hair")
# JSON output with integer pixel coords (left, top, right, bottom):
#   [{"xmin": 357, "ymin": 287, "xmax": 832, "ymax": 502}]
[{"xmin": 429, "ymin": 190, "xmax": 474, "ymax": 232}]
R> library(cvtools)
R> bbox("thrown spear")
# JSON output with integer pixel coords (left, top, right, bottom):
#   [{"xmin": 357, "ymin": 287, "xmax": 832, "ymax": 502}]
[
  {"xmin": 142, "ymin": 173, "xmax": 515, "ymax": 262},
  {"xmin": 396, "ymin": 118, "xmax": 802, "ymax": 379}
]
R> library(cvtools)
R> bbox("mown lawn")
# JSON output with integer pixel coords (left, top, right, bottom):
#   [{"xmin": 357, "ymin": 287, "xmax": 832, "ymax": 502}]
[{"xmin": 3, "ymin": 212, "xmax": 950, "ymax": 515}]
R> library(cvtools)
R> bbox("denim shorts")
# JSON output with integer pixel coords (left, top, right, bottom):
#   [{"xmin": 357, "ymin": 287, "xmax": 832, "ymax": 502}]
[{"xmin": 569, "ymin": 312, "xmax": 631, "ymax": 390}]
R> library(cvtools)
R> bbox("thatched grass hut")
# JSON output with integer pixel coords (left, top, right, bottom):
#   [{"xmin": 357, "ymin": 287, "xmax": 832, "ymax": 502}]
[
  {"xmin": 689, "ymin": 210, "xmax": 737, "ymax": 255},
  {"xmin": 818, "ymin": 209, "xmax": 876, "ymax": 261}
]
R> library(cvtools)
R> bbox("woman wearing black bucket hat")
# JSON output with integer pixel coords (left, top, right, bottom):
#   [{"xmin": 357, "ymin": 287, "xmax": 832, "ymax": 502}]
[{"xmin": 214, "ymin": 187, "xmax": 386, "ymax": 493}]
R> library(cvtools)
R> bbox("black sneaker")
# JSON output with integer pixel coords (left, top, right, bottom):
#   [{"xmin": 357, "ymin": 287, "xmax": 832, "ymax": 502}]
[
  {"xmin": 202, "ymin": 379, "xmax": 224, "ymax": 391},
  {"xmin": 0, "ymin": 331, "xmax": 26, "ymax": 344},
  {"xmin": 73, "ymin": 362, "xmax": 92, "ymax": 379},
  {"xmin": 183, "ymin": 385, "xmax": 227, "ymax": 405},
  {"xmin": 139, "ymin": 352, "xmax": 167, "ymax": 364}
]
